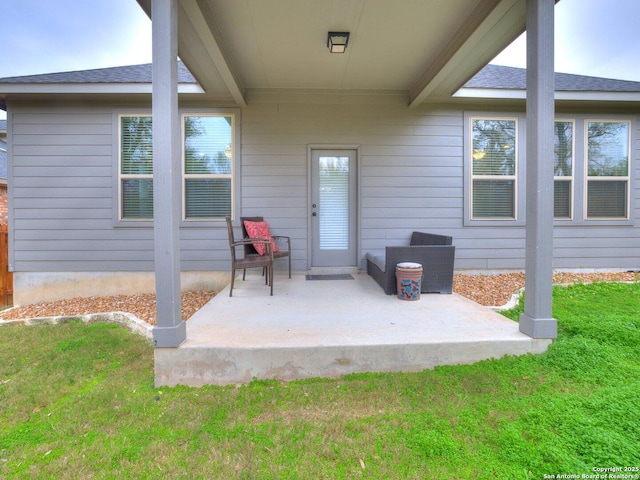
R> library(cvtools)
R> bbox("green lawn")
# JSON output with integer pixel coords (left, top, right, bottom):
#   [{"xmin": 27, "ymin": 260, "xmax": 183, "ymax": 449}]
[{"xmin": 1, "ymin": 282, "xmax": 639, "ymax": 479}]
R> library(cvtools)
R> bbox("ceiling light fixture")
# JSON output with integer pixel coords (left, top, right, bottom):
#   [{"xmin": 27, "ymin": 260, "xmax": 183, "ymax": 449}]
[{"xmin": 327, "ymin": 32, "xmax": 350, "ymax": 53}]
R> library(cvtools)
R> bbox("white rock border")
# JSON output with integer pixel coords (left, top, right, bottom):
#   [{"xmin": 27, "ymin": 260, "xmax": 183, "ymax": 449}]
[
  {"xmin": 0, "ymin": 311, "xmax": 153, "ymax": 342},
  {"xmin": 490, "ymin": 288, "xmax": 525, "ymax": 311}
]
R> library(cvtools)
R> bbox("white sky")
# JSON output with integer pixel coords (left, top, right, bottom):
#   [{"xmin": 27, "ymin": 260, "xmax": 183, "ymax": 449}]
[
  {"xmin": 1, "ymin": 0, "xmax": 152, "ymax": 78},
  {"xmin": 1, "ymin": 0, "xmax": 640, "ymax": 121},
  {"xmin": 492, "ymin": 0, "xmax": 640, "ymax": 81}
]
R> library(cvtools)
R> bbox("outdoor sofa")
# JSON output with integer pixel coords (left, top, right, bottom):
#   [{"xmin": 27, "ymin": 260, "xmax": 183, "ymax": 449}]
[{"xmin": 365, "ymin": 231, "xmax": 455, "ymax": 295}]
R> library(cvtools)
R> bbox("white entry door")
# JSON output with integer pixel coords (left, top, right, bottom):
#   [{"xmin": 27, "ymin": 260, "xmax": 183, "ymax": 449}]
[{"xmin": 310, "ymin": 149, "xmax": 357, "ymax": 267}]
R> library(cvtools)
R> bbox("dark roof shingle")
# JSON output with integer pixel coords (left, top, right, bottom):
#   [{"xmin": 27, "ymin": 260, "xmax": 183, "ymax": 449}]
[
  {"xmin": 465, "ymin": 64, "xmax": 640, "ymax": 92},
  {"xmin": 1, "ymin": 62, "xmax": 639, "ymax": 94},
  {"xmin": 0, "ymin": 62, "xmax": 196, "ymax": 84}
]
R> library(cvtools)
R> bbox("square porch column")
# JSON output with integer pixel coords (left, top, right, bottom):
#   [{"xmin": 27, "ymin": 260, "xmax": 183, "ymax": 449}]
[
  {"xmin": 151, "ymin": 0, "xmax": 186, "ymax": 347},
  {"xmin": 519, "ymin": 0, "xmax": 558, "ymax": 339}
]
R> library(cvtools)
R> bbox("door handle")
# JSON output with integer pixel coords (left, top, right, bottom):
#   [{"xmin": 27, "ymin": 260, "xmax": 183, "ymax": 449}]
[{"xmin": 312, "ymin": 212, "xmax": 317, "ymax": 216}]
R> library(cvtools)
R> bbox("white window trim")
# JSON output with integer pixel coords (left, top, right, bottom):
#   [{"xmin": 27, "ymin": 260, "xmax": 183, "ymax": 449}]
[
  {"xmin": 463, "ymin": 113, "xmax": 635, "ymax": 228},
  {"xmin": 114, "ymin": 108, "xmax": 241, "ymax": 226},
  {"xmin": 584, "ymin": 119, "xmax": 631, "ymax": 221}
]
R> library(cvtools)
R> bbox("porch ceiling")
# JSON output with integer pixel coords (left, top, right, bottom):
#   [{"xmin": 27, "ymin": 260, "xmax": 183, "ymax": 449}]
[{"xmin": 136, "ymin": 0, "xmax": 527, "ymax": 106}]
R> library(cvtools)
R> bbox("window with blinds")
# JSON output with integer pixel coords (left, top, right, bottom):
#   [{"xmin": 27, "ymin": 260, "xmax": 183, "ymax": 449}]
[
  {"xmin": 120, "ymin": 115, "xmax": 153, "ymax": 219},
  {"xmin": 586, "ymin": 121, "xmax": 629, "ymax": 219},
  {"xmin": 466, "ymin": 114, "xmax": 633, "ymax": 225},
  {"xmin": 470, "ymin": 118, "xmax": 517, "ymax": 219},
  {"xmin": 554, "ymin": 121, "xmax": 574, "ymax": 219},
  {"xmin": 118, "ymin": 113, "xmax": 234, "ymax": 221},
  {"xmin": 183, "ymin": 115, "xmax": 233, "ymax": 220}
]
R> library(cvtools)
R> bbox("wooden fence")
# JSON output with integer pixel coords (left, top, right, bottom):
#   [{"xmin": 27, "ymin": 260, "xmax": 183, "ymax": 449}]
[{"xmin": 0, "ymin": 225, "xmax": 13, "ymax": 308}]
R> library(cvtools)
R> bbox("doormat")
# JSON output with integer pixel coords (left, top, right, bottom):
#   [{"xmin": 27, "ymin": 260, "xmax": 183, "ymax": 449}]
[{"xmin": 305, "ymin": 274, "xmax": 355, "ymax": 281}]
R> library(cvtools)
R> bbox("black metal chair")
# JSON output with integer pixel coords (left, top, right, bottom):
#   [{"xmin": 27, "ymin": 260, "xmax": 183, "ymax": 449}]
[
  {"xmin": 240, "ymin": 216, "xmax": 291, "ymax": 279},
  {"xmin": 225, "ymin": 217, "xmax": 273, "ymax": 297}
]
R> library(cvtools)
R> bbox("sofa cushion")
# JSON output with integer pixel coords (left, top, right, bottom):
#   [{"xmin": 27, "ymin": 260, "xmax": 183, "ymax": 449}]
[
  {"xmin": 365, "ymin": 252, "xmax": 386, "ymax": 273},
  {"xmin": 410, "ymin": 231, "xmax": 452, "ymax": 246}
]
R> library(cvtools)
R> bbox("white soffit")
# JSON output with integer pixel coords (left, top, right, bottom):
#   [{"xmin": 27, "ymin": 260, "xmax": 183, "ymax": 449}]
[{"xmin": 136, "ymin": 0, "xmax": 527, "ymax": 105}]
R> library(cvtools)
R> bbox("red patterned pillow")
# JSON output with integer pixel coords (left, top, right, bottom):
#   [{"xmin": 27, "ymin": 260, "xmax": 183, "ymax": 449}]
[{"xmin": 243, "ymin": 221, "xmax": 279, "ymax": 255}]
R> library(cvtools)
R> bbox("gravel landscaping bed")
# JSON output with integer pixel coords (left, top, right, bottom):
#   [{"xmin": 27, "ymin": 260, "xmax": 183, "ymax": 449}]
[
  {"xmin": 0, "ymin": 272, "xmax": 637, "ymax": 325},
  {"xmin": 453, "ymin": 271, "xmax": 638, "ymax": 307},
  {"xmin": 0, "ymin": 291, "xmax": 217, "ymax": 326}
]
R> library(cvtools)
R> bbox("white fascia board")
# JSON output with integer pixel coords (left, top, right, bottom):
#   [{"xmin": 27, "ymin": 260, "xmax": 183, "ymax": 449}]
[
  {"xmin": 0, "ymin": 83, "xmax": 204, "ymax": 95},
  {"xmin": 454, "ymin": 88, "xmax": 525, "ymax": 99},
  {"xmin": 554, "ymin": 91, "xmax": 640, "ymax": 102},
  {"xmin": 455, "ymin": 88, "xmax": 640, "ymax": 102}
]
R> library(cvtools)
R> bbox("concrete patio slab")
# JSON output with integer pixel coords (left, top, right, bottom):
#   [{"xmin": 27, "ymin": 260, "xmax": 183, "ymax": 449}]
[{"xmin": 154, "ymin": 271, "xmax": 552, "ymax": 386}]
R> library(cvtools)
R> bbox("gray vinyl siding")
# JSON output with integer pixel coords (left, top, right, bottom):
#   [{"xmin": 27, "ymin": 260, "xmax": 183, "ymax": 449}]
[
  {"xmin": 11, "ymin": 108, "xmax": 122, "ymax": 271},
  {"xmin": 8, "ymin": 97, "xmax": 640, "ymax": 275},
  {"xmin": 241, "ymin": 97, "xmax": 468, "ymax": 271},
  {"xmin": 9, "ymin": 105, "xmax": 228, "ymax": 273}
]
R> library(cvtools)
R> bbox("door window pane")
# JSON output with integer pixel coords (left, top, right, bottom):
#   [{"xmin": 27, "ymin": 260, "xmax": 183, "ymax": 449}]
[{"xmin": 319, "ymin": 156, "xmax": 349, "ymax": 250}]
